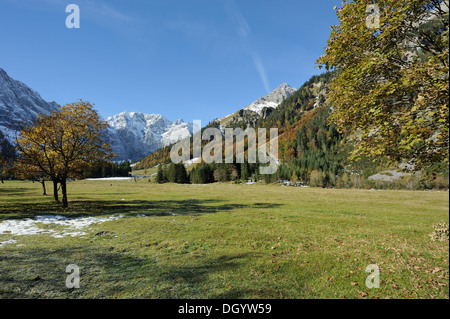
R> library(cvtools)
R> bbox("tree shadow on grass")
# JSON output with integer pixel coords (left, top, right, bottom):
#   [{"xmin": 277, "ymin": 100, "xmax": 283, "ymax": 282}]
[
  {"xmin": 0, "ymin": 245, "xmax": 151, "ymax": 298},
  {"xmin": 0, "ymin": 245, "xmax": 286, "ymax": 299},
  {"xmin": 0, "ymin": 198, "xmax": 282, "ymax": 220},
  {"xmin": 0, "ymin": 187, "xmax": 34, "ymax": 195}
]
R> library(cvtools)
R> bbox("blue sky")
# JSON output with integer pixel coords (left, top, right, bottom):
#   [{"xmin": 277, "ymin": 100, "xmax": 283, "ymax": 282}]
[{"xmin": 0, "ymin": 0, "xmax": 340, "ymax": 124}]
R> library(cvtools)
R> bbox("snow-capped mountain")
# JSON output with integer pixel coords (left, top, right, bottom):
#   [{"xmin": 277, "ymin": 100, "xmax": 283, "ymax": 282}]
[
  {"xmin": 0, "ymin": 67, "xmax": 193, "ymax": 161},
  {"xmin": 1, "ymin": 67, "xmax": 293, "ymax": 162},
  {"xmin": 244, "ymin": 83, "xmax": 297, "ymax": 113},
  {"xmin": 106, "ymin": 111, "xmax": 193, "ymax": 161},
  {"xmin": 0, "ymin": 67, "xmax": 59, "ymax": 140},
  {"xmin": 218, "ymin": 83, "xmax": 296, "ymax": 127}
]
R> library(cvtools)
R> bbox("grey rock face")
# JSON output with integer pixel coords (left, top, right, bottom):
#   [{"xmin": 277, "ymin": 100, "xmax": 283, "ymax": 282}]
[
  {"xmin": 261, "ymin": 106, "xmax": 274, "ymax": 119},
  {"xmin": 106, "ymin": 111, "xmax": 193, "ymax": 161},
  {"xmin": 244, "ymin": 83, "xmax": 297, "ymax": 113},
  {"xmin": 0, "ymin": 68, "xmax": 59, "ymax": 139}
]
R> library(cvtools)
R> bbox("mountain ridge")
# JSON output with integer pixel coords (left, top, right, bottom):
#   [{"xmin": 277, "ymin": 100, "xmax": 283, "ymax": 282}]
[
  {"xmin": 0, "ymin": 67, "xmax": 59, "ymax": 140},
  {"xmin": 0, "ymin": 67, "xmax": 194, "ymax": 161},
  {"xmin": 217, "ymin": 83, "xmax": 297, "ymax": 128},
  {"xmin": 106, "ymin": 111, "xmax": 193, "ymax": 161},
  {"xmin": 0, "ymin": 67, "xmax": 298, "ymax": 164}
]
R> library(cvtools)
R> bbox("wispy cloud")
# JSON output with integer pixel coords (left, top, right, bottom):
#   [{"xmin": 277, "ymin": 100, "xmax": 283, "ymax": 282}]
[
  {"xmin": 224, "ymin": 0, "xmax": 270, "ymax": 93},
  {"xmin": 250, "ymin": 53, "xmax": 270, "ymax": 94}
]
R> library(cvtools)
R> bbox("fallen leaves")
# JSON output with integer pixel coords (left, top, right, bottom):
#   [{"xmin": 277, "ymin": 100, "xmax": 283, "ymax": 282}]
[
  {"xmin": 358, "ymin": 290, "xmax": 368, "ymax": 298},
  {"xmin": 430, "ymin": 267, "xmax": 444, "ymax": 274}
]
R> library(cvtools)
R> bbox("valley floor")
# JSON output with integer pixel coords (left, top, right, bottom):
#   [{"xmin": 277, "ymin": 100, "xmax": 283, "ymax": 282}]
[{"xmin": 0, "ymin": 180, "xmax": 448, "ymax": 299}]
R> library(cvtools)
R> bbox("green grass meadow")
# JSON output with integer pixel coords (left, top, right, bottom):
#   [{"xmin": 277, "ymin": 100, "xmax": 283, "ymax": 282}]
[{"xmin": 0, "ymin": 179, "xmax": 448, "ymax": 299}]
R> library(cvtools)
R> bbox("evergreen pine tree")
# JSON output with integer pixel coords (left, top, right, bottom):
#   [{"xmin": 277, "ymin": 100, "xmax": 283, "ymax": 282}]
[
  {"xmin": 175, "ymin": 163, "xmax": 188, "ymax": 183},
  {"xmin": 241, "ymin": 162, "xmax": 249, "ymax": 181},
  {"xmin": 156, "ymin": 164, "xmax": 164, "ymax": 183},
  {"xmin": 167, "ymin": 162, "xmax": 177, "ymax": 183}
]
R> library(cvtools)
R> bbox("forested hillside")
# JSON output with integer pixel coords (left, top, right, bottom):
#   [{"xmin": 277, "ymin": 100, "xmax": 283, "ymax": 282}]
[{"xmin": 134, "ymin": 69, "xmax": 448, "ymax": 189}]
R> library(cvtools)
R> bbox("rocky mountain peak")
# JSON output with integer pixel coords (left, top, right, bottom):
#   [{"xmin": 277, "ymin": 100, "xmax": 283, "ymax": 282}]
[
  {"xmin": 106, "ymin": 111, "xmax": 192, "ymax": 161},
  {"xmin": 256, "ymin": 83, "xmax": 297, "ymax": 106},
  {"xmin": 0, "ymin": 68, "xmax": 59, "ymax": 140},
  {"xmin": 242, "ymin": 83, "xmax": 296, "ymax": 113},
  {"xmin": 217, "ymin": 83, "xmax": 297, "ymax": 127}
]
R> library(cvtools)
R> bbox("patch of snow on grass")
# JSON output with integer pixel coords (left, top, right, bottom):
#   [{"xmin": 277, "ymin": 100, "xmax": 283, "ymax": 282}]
[
  {"xmin": 0, "ymin": 239, "xmax": 17, "ymax": 247},
  {"xmin": 0, "ymin": 215, "xmax": 123, "ymax": 242}
]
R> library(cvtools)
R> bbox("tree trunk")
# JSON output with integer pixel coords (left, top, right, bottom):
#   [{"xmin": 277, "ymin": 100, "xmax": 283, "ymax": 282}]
[
  {"xmin": 61, "ymin": 178, "xmax": 68, "ymax": 208},
  {"xmin": 41, "ymin": 179, "xmax": 47, "ymax": 195},
  {"xmin": 53, "ymin": 180, "xmax": 59, "ymax": 201}
]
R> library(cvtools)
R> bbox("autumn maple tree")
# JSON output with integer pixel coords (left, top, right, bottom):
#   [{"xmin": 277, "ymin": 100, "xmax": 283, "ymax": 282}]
[
  {"xmin": 317, "ymin": 0, "xmax": 449, "ymax": 173},
  {"xmin": 15, "ymin": 101, "xmax": 114, "ymax": 207}
]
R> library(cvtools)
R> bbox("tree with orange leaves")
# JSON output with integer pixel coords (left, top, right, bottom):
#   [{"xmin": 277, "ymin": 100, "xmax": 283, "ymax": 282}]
[
  {"xmin": 317, "ymin": 0, "xmax": 448, "ymax": 173},
  {"xmin": 15, "ymin": 101, "xmax": 114, "ymax": 207}
]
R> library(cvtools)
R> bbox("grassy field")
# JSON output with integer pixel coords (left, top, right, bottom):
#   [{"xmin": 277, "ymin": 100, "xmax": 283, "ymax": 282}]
[
  {"xmin": 0, "ymin": 179, "xmax": 448, "ymax": 299},
  {"xmin": 130, "ymin": 166, "xmax": 159, "ymax": 178}
]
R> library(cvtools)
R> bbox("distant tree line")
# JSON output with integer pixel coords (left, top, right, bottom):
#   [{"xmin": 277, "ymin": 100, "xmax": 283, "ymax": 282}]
[
  {"xmin": 155, "ymin": 160, "xmax": 266, "ymax": 185},
  {"xmin": 83, "ymin": 160, "xmax": 132, "ymax": 178},
  {"xmin": 155, "ymin": 162, "xmax": 188, "ymax": 184}
]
